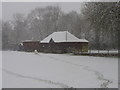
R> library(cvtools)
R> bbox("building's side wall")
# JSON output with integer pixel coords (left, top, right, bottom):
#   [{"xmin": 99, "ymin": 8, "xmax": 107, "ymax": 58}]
[
  {"xmin": 39, "ymin": 42, "xmax": 88, "ymax": 53},
  {"xmin": 22, "ymin": 41, "xmax": 88, "ymax": 53},
  {"xmin": 23, "ymin": 42, "xmax": 40, "ymax": 52}
]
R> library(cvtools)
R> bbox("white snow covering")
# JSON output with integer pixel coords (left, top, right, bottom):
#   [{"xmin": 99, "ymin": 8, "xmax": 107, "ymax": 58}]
[
  {"xmin": 89, "ymin": 50, "xmax": 118, "ymax": 54},
  {"xmin": 2, "ymin": 51, "xmax": 118, "ymax": 88},
  {"xmin": 22, "ymin": 40, "xmax": 40, "ymax": 42},
  {"xmin": 41, "ymin": 31, "xmax": 88, "ymax": 43},
  {"xmin": 0, "ymin": 51, "xmax": 2, "ymax": 89}
]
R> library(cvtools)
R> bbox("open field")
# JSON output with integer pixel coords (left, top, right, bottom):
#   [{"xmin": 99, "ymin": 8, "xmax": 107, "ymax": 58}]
[{"xmin": 2, "ymin": 51, "xmax": 118, "ymax": 88}]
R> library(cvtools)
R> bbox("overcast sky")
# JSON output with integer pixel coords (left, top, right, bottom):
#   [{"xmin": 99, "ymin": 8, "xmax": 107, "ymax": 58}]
[{"xmin": 2, "ymin": 2, "xmax": 83, "ymax": 21}]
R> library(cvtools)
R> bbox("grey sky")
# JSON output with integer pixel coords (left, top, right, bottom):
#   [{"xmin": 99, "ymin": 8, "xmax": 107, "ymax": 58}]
[{"xmin": 2, "ymin": 2, "xmax": 83, "ymax": 21}]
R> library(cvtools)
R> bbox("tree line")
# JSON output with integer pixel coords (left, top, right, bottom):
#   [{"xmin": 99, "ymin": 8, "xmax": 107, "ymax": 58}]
[{"xmin": 1, "ymin": 2, "xmax": 119, "ymax": 51}]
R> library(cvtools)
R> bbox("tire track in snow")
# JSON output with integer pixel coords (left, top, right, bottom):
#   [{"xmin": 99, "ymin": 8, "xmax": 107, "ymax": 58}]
[
  {"xmin": 3, "ymin": 68, "xmax": 72, "ymax": 88},
  {"xmin": 83, "ymin": 66, "xmax": 112, "ymax": 88},
  {"xmin": 38, "ymin": 54, "xmax": 83, "ymax": 67},
  {"xmin": 39, "ymin": 54, "xmax": 113, "ymax": 88}
]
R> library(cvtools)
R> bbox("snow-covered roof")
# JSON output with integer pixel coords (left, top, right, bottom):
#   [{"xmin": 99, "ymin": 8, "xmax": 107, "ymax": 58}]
[
  {"xmin": 22, "ymin": 40, "xmax": 40, "ymax": 42},
  {"xmin": 40, "ymin": 31, "xmax": 88, "ymax": 43}
]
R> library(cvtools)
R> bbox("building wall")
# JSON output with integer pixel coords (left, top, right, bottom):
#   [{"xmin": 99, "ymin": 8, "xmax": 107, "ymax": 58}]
[
  {"xmin": 23, "ymin": 41, "xmax": 40, "ymax": 52},
  {"xmin": 22, "ymin": 41, "xmax": 88, "ymax": 53},
  {"xmin": 39, "ymin": 42, "xmax": 88, "ymax": 53}
]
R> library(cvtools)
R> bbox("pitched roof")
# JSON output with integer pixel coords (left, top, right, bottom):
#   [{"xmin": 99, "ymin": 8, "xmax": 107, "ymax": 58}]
[{"xmin": 40, "ymin": 31, "xmax": 88, "ymax": 43}]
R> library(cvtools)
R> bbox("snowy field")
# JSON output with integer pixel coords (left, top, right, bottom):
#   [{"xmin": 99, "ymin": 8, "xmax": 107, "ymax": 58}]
[
  {"xmin": 0, "ymin": 51, "xmax": 2, "ymax": 89},
  {"xmin": 2, "ymin": 51, "xmax": 118, "ymax": 88}
]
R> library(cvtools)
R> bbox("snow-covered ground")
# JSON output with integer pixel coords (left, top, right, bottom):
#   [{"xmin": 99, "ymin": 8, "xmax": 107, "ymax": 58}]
[
  {"xmin": 2, "ymin": 51, "xmax": 118, "ymax": 88},
  {"xmin": 0, "ymin": 51, "xmax": 2, "ymax": 89}
]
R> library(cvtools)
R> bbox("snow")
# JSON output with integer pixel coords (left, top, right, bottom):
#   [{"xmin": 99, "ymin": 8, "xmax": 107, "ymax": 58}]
[
  {"xmin": 2, "ymin": 51, "xmax": 118, "ymax": 88},
  {"xmin": 0, "ymin": 51, "xmax": 2, "ymax": 89},
  {"xmin": 89, "ymin": 50, "xmax": 118, "ymax": 54},
  {"xmin": 22, "ymin": 40, "xmax": 40, "ymax": 42},
  {"xmin": 41, "ymin": 31, "xmax": 88, "ymax": 43}
]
